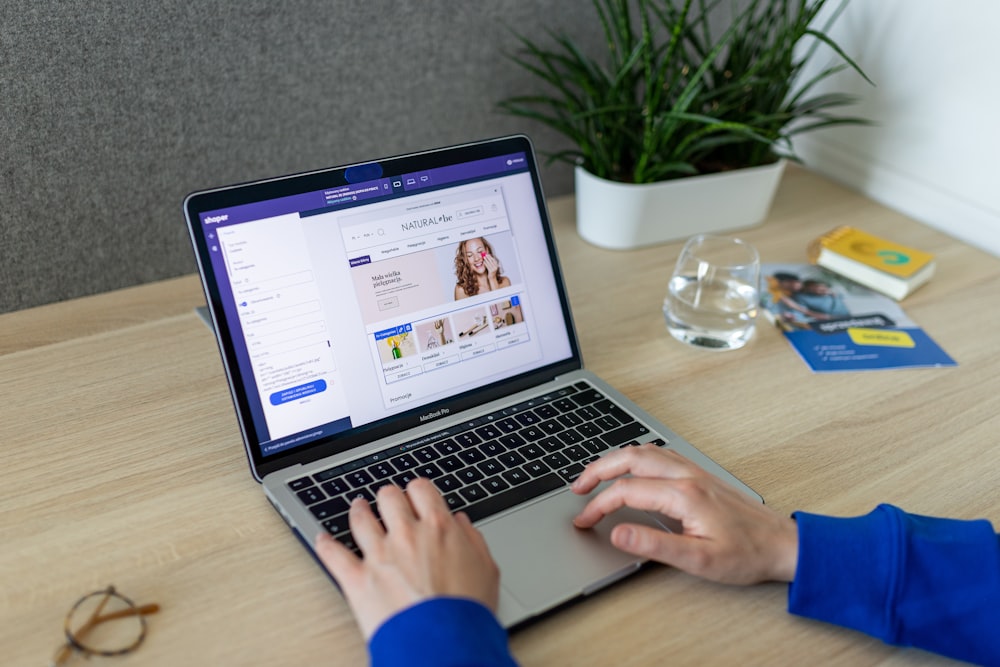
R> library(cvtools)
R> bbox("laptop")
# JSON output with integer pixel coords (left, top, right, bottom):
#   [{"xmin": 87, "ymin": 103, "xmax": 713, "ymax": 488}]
[{"xmin": 184, "ymin": 135, "xmax": 761, "ymax": 627}]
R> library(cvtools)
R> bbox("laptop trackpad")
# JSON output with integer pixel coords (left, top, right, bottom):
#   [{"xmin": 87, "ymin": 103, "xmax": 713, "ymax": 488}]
[{"xmin": 478, "ymin": 487, "xmax": 663, "ymax": 615}]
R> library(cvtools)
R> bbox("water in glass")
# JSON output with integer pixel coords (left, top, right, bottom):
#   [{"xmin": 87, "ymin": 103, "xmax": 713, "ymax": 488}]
[{"xmin": 664, "ymin": 274, "xmax": 758, "ymax": 350}]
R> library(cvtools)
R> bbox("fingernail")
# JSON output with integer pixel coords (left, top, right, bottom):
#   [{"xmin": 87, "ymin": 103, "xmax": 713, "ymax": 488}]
[{"xmin": 615, "ymin": 526, "xmax": 635, "ymax": 548}]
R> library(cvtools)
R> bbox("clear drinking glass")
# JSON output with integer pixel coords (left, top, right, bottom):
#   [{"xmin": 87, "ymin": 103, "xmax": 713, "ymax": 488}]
[{"xmin": 663, "ymin": 234, "xmax": 760, "ymax": 350}]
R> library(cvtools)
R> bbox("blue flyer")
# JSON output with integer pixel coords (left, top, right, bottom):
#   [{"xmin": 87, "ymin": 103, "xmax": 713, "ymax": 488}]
[{"xmin": 760, "ymin": 263, "xmax": 957, "ymax": 372}]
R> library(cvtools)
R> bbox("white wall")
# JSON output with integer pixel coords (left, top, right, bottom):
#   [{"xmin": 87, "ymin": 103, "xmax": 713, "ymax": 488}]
[{"xmin": 793, "ymin": 1, "xmax": 1000, "ymax": 258}]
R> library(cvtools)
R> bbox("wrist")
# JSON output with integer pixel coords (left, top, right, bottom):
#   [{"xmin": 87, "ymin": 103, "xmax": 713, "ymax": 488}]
[{"xmin": 771, "ymin": 515, "xmax": 799, "ymax": 582}]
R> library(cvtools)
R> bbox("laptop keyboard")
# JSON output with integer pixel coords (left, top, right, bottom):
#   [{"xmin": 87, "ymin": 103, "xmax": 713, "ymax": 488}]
[{"xmin": 286, "ymin": 381, "xmax": 665, "ymax": 554}]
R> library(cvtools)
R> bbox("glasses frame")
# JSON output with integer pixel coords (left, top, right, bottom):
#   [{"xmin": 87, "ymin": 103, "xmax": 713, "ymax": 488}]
[{"xmin": 51, "ymin": 585, "xmax": 159, "ymax": 666}]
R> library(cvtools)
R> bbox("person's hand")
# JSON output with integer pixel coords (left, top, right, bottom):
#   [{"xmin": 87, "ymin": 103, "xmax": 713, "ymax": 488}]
[
  {"xmin": 314, "ymin": 478, "xmax": 500, "ymax": 639},
  {"xmin": 571, "ymin": 444, "xmax": 798, "ymax": 585},
  {"xmin": 483, "ymin": 253, "xmax": 500, "ymax": 279}
]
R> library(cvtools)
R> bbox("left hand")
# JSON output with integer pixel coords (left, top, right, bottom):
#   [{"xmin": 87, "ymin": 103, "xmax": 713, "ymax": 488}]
[{"xmin": 314, "ymin": 478, "xmax": 500, "ymax": 639}]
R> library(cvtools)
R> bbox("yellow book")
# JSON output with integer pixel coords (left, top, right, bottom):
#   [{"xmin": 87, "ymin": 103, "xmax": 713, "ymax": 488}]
[{"xmin": 807, "ymin": 226, "xmax": 935, "ymax": 300}]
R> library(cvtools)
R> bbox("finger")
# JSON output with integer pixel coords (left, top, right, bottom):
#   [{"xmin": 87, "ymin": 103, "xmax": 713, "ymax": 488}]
[
  {"xmin": 609, "ymin": 522, "xmax": 703, "ymax": 571},
  {"xmin": 347, "ymin": 497, "xmax": 386, "ymax": 556},
  {"xmin": 373, "ymin": 483, "xmax": 416, "ymax": 532},
  {"xmin": 314, "ymin": 531, "xmax": 364, "ymax": 587},
  {"xmin": 573, "ymin": 477, "xmax": 689, "ymax": 529},
  {"xmin": 405, "ymin": 477, "xmax": 451, "ymax": 521},
  {"xmin": 572, "ymin": 445, "xmax": 693, "ymax": 495},
  {"xmin": 455, "ymin": 512, "xmax": 493, "ymax": 562}
]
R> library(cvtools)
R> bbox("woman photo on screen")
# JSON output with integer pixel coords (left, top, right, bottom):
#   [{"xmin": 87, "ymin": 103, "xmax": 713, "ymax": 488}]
[{"xmin": 454, "ymin": 237, "xmax": 510, "ymax": 300}]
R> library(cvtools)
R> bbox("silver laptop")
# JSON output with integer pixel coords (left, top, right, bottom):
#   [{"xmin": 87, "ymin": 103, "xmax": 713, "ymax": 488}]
[{"xmin": 184, "ymin": 135, "xmax": 761, "ymax": 627}]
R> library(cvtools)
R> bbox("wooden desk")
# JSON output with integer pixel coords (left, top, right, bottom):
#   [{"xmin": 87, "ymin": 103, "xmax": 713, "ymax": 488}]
[{"xmin": 3, "ymin": 166, "xmax": 999, "ymax": 666}]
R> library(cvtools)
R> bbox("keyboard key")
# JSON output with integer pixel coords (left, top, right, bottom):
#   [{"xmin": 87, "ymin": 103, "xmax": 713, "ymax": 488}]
[
  {"xmin": 369, "ymin": 462, "xmax": 396, "ymax": 479},
  {"xmin": 322, "ymin": 512, "xmax": 351, "ymax": 536},
  {"xmin": 571, "ymin": 389, "xmax": 605, "ymax": 406},
  {"xmin": 594, "ymin": 415, "xmax": 621, "ymax": 431},
  {"xmin": 552, "ymin": 398, "xmax": 578, "ymax": 413},
  {"xmin": 459, "ymin": 483, "xmax": 488, "ymax": 503},
  {"xmin": 563, "ymin": 444, "xmax": 590, "ymax": 462},
  {"xmin": 556, "ymin": 428, "xmax": 584, "ymax": 445},
  {"xmin": 435, "ymin": 439, "xmax": 461, "ymax": 456},
  {"xmin": 457, "ymin": 467, "xmax": 485, "ymax": 484},
  {"xmin": 482, "ymin": 477, "xmax": 511, "ymax": 494},
  {"xmin": 478, "ymin": 440, "xmax": 506, "ymax": 457},
  {"xmin": 543, "ymin": 452, "xmax": 571, "ymax": 469},
  {"xmin": 577, "ymin": 422, "xmax": 603, "ymax": 438},
  {"xmin": 538, "ymin": 436, "xmax": 563, "ymax": 453},
  {"xmin": 520, "ymin": 425, "xmax": 544, "ymax": 442},
  {"xmin": 501, "ymin": 467, "xmax": 530, "ymax": 486},
  {"xmin": 439, "ymin": 455, "xmax": 463, "ymax": 472},
  {"xmin": 288, "ymin": 477, "xmax": 313, "ymax": 492},
  {"xmin": 582, "ymin": 438, "xmax": 608, "ymax": 455},
  {"xmin": 557, "ymin": 412, "xmax": 584, "ymax": 428},
  {"xmin": 555, "ymin": 463, "xmax": 586, "ymax": 484},
  {"xmin": 517, "ymin": 443, "xmax": 544, "ymax": 460},
  {"xmin": 497, "ymin": 451, "xmax": 526, "ymax": 468},
  {"xmin": 320, "ymin": 478, "xmax": 351, "ymax": 496},
  {"xmin": 594, "ymin": 400, "xmax": 633, "ymax": 424},
  {"xmin": 455, "ymin": 432, "xmax": 482, "ymax": 447},
  {"xmin": 461, "ymin": 473, "xmax": 563, "ymax": 523},
  {"xmin": 534, "ymin": 404, "xmax": 558, "ymax": 419},
  {"xmin": 412, "ymin": 446, "xmax": 439, "ymax": 463},
  {"xmin": 310, "ymin": 496, "xmax": 350, "ymax": 521},
  {"xmin": 539, "ymin": 419, "xmax": 564, "ymax": 435},
  {"xmin": 498, "ymin": 433, "xmax": 526, "ymax": 449},
  {"xmin": 458, "ymin": 448, "xmax": 486, "ymax": 465},
  {"xmin": 345, "ymin": 470, "xmax": 374, "ymax": 489},
  {"xmin": 444, "ymin": 492, "xmax": 466, "ymax": 511},
  {"xmin": 415, "ymin": 462, "xmax": 443, "ymax": 479},
  {"xmin": 575, "ymin": 406, "xmax": 601, "ymax": 421},
  {"xmin": 523, "ymin": 460, "xmax": 550, "ymax": 477},
  {"xmin": 475, "ymin": 424, "xmax": 503, "ymax": 440},
  {"xmin": 496, "ymin": 418, "xmax": 520, "ymax": 434},
  {"xmin": 392, "ymin": 471, "xmax": 419, "ymax": 487},
  {"xmin": 392, "ymin": 453, "xmax": 418, "ymax": 470},
  {"xmin": 514, "ymin": 411, "xmax": 540, "ymax": 427},
  {"xmin": 296, "ymin": 486, "xmax": 325, "ymax": 506},
  {"xmin": 435, "ymin": 474, "xmax": 462, "ymax": 493},
  {"xmin": 345, "ymin": 488, "xmax": 375, "ymax": 504},
  {"xmin": 477, "ymin": 459, "xmax": 503, "ymax": 476},
  {"xmin": 600, "ymin": 422, "xmax": 651, "ymax": 448}
]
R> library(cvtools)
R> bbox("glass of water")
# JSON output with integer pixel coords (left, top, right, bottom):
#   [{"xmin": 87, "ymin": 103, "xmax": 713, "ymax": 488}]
[{"xmin": 663, "ymin": 234, "xmax": 760, "ymax": 350}]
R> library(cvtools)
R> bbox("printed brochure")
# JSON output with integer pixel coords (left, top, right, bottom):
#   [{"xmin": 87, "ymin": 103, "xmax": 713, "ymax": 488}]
[{"xmin": 760, "ymin": 263, "xmax": 956, "ymax": 372}]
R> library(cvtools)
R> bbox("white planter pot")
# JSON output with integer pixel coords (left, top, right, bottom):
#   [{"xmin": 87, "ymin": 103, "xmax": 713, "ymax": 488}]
[{"xmin": 574, "ymin": 159, "xmax": 786, "ymax": 250}]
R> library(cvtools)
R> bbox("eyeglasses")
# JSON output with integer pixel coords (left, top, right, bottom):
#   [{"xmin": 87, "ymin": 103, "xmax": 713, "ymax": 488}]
[{"xmin": 51, "ymin": 586, "xmax": 160, "ymax": 666}]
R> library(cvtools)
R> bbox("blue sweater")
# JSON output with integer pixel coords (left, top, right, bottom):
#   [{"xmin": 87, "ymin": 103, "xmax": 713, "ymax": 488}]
[{"xmin": 368, "ymin": 505, "xmax": 1000, "ymax": 666}]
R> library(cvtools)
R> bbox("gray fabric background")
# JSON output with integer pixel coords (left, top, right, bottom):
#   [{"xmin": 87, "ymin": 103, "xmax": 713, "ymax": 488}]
[{"xmin": 1, "ymin": 1, "xmax": 605, "ymax": 313}]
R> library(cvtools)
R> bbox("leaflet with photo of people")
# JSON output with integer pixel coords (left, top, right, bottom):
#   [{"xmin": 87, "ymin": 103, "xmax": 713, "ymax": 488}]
[{"xmin": 760, "ymin": 263, "xmax": 955, "ymax": 372}]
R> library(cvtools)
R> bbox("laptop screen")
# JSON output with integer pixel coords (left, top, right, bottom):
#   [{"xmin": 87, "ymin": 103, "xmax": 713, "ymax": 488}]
[{"xmin": 185, "ymin": 137, "xmax": 580, "ymax": 478}]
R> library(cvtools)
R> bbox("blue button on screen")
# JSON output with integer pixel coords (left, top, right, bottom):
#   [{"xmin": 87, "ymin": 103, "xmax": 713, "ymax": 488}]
[{"xmin": 269, "ymin": 379, "xmax": 328, "ymax": 405}]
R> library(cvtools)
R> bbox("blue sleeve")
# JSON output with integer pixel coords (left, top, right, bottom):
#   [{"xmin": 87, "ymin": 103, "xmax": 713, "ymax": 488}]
[
  {"xmin": 368, "ymin": 597, "xmax": 519, "ymax": 667},
  {"xmin": 789, "ymin": 504, "xmax": 1000, "ymax": 666}
]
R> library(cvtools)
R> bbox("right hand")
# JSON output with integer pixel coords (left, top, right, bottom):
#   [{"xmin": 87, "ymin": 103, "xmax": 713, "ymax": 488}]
[{"xmin": 571, "ymin": 445, "xmax": 798, "ymax": 585}]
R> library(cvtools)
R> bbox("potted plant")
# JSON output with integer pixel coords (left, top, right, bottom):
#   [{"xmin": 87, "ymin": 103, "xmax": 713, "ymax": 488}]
[{"xmin": 498, "ymin": 0, "xmax": 871, "ymax": 249}]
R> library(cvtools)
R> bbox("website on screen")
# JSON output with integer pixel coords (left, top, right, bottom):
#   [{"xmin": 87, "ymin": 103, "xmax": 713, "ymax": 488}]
[{"xmin": 206, "ymin": 168, "xmax": 571, "ymax": 455}]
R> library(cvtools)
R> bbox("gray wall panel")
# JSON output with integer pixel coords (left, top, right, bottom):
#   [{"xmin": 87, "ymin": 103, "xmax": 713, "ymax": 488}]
[{"xmin": 2, "ymin": 1, "xmax": 602, "ymax": 312}]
